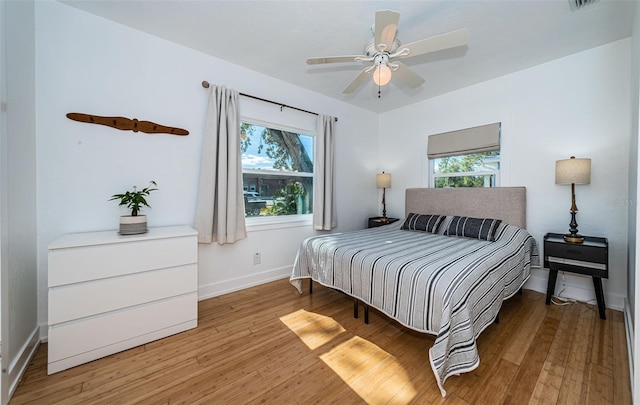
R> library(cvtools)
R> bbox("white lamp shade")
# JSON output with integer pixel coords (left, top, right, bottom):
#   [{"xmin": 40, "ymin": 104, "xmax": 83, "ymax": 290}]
[
  {"xmin": 372, "ymin": 64, "xmax": 392, "ymax": 86},
  {"xmin": 376, "ymin": 172, "xmax": 391, "ymax": 188},
  {"xmin": 555, "ymin": 156, "xmax": 591, "ymax": 185}
]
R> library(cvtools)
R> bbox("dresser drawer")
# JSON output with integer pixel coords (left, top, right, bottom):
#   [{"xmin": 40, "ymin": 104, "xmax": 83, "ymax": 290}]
[
  {"xmin": 48, "ymin": 292, "xmax": 197, "ymax": 364},
  {"xmin": 49, "ymin": 264, "xmax": 197, "ymax": 324},
  {"xmin": 49, "ymin": 235, "xmax": 197, "ymax": 286},
  {"xmin": 544, "ymin": 241, "xmax": 607, "ymax": 264}
]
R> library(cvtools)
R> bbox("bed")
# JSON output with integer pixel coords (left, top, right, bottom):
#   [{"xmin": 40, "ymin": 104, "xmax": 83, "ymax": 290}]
[{"xmin": 290, "ymin": 187, "xmax": 539, "ymax": 396}]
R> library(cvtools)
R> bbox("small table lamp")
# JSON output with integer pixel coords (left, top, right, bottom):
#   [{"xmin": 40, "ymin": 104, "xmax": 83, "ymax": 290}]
[
  {"xmin": 555, "ymin": 156, "xmax": 591, "ymax": 243},
  {"xmin": 376, "ymin": 172, "xmax": 391, "ymax": 222}
]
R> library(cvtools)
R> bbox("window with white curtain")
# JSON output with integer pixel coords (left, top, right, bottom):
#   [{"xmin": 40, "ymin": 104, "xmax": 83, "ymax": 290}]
[
  {"xmin": 428, "ymin": 123, "xmax": 501, "ymax": 188},
  {"xmin": 240, "ymin": 119, "xmax": 314, "ymax": 218}
]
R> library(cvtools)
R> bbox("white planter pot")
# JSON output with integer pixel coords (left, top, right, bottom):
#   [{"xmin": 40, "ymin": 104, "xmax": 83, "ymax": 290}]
[{"xmin": 119, "ymin": 215, "xmax": 147, "ymax": 235}]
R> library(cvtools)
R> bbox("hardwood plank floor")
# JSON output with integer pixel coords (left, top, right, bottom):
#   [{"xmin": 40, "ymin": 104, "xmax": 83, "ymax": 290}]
[{"xmin": 10, "ymin": 279, "xmax": 632, "ymax": 404}]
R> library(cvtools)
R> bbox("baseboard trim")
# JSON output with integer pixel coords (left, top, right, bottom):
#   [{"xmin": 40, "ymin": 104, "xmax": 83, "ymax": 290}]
[
  {"xmin": 198, "ymin": 266, "xmax": 292, "ymax": 301},
  {"xmin": 7, "ymin": 325, "xmax": 40, "ymax": 401},
  {"xmin": 624, "ymin": 297, "xmax": 634, "ymax": 399},
  {"xmin": 524, "ymin": 273, "xmax": 625, "ymax": 311}
]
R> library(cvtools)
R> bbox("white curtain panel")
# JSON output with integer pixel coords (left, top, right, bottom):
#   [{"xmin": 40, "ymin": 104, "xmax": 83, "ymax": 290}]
[
  {"xmin": 194, "ymin": 85, "xmax": 247, "ymax": 244},
  {"xmin": 313, "ymin": 114, "xmax": 337, "ymax": 230}
]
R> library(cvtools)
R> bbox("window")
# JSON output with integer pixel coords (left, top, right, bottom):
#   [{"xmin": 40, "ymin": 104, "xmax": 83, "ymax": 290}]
[
  {"xmin": 431, "ymin": 151, "xmax": 500, "ymax": 188},
  {"xmin": 427, "ymin": 122, "xmax": 501, "ymax": 188},
  {"xmin": 241, "ymin": 120, "xmax": 313, "ymax": 218}
]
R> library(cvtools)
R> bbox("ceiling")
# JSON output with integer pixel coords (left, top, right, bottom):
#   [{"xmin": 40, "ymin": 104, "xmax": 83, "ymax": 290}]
[{"xmin": 61, "ymin": 0, "xmax": 635, "ymax": 113}]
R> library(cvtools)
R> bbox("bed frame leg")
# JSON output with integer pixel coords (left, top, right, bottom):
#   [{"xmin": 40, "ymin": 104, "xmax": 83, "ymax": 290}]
[
  {"xmin": 309, "ymin": 279, "xmax": 313, "ymax": 294},
  {"xmin": 494, "ymin": 313, "xmax": 500, "ymax": 324},
  {"xmin": 364, "ymin": 304, "xmax": 369, "ymax": 324},
  {"xmin": 518, "ymin": 287, "xmax": 523, "ymax": 295},
  {"xmin": 354, "ymin": 299, "xmax": 359, "ymax": 318}
]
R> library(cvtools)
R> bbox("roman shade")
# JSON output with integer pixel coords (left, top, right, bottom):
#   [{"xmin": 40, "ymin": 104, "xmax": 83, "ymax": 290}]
[{"xmin": 427, "ymin": 122, "xmax": 501, "ymax": 159}]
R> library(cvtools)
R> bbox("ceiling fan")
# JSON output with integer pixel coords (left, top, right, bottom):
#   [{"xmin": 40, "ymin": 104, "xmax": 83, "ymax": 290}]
[{"xmin": 306, "ymin": 10, "xmax": 470, "ymax": 95}]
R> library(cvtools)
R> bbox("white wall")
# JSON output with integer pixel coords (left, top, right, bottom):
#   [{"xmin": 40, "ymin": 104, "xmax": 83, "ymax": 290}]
[
  {"xmin": 380, "ymin": 39, "xmax": 631, "ymax": 310},
  {"xmin": 0, "ymin": 3, "xmax": 7, "ymax": 401},
  {"xmin": 2, "ymin": 0, "xmax": 39, "ymax": 402},
  {"xmin": 35, "ymin": 1, "xmax": 379, "ymax": 331},
  {"xmin": 628, "ymin": 0, "xmax": 640, "ymax": 399}
]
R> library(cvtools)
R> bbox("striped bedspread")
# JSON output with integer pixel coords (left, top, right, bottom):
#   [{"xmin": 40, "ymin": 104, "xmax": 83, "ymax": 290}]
[{"xmin": 290, "ymin": 220, "xmax": 539, "ymax": 396}]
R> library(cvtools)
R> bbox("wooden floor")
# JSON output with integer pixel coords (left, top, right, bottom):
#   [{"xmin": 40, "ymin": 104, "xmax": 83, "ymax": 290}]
[{"xmin": 10, "ymin": 279, "xmax": 632, "ymax": 404}]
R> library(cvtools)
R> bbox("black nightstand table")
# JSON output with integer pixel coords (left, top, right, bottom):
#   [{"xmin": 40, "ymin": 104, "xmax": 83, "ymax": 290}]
[
  {"xmin": 368, "ymin": 217, "xmax": 399, "ymax": 228},
  {"xmin": 543, "ymin": 232, "xmax": 608, "ymax": 319}
]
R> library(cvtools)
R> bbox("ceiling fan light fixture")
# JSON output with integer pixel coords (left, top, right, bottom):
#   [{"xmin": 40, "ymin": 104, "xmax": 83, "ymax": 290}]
[{"xmin": 373, "ymin": 63, "xmax": 392, "ymax": 86}]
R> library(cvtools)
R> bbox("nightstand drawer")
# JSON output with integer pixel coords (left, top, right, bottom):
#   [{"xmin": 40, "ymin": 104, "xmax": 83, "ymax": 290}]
[{"xmin": 544, "ymin": 242, "xmax": 607, "ymax": 264}]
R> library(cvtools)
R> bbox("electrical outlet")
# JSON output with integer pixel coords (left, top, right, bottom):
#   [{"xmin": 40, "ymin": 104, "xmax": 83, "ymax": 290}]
[{"xmin": 253, "ymin": 252, "xmax": 261, "ymax": 265}]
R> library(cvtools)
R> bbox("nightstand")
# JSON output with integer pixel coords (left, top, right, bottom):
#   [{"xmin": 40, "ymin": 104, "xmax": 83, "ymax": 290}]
[
  {"xmin": 368, "ymin": 217, "xmax": 399, "ymax": 228},
  {"xmin": 543, "ymin": 232, "xmax": 608, "ymax": 319}
]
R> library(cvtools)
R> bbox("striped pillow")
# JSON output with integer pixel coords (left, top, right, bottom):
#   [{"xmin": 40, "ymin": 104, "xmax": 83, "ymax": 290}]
[
  {"xmin": 445, "ymin": 216, "xmax": 502, "ymax": 241},
  {"xmin": 401, "ymin": 213, "xmax": 445, "ymax": 234}
]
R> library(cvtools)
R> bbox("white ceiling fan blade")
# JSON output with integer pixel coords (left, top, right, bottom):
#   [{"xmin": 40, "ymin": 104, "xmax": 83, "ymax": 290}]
[
  {"xmin": 306, "ymin": 55, "xmax": 364, "ymax": 65},
  {"xmin": 374, "ymin": 10, "xmax": 400, "ymax": 51},
  {"xmin": 400, "ymin": 28, "xmax": 470, "ymax": 58},
  {"xmin": 393, "ymin": 62, "xmax": 425, "ymax": 88},
  {"xmin": 343, "ymin": 68, "xmax": 371, "ymax": 94}
]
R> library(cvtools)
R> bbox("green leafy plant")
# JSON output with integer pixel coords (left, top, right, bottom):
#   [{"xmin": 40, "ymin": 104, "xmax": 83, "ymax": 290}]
[
  {"xmin": 109, "ymin": 181, "xmax": 158, "ymax": 216},
  {"xmin": 265, "ymin": 182, "xmax": 306, "ymax": 216}
]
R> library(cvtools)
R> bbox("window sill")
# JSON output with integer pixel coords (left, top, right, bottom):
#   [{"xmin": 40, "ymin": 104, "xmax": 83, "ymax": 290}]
[{"xmin": 245, "ymin": 214, "xmax": 313, "ymax": 232}]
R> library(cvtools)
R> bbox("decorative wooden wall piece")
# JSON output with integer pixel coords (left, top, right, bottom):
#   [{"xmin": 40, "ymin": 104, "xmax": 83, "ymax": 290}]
[{"xmin": 66, "ymin": 113, "xmax": 189, "ymax": 136}]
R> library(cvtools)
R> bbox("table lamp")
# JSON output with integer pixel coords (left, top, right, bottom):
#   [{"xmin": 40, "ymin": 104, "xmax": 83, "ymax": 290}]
[
  {"xmin": 555, "ymin": 156, "xmax": 591, "ymax": 243},
  {"xmin": 376, "ymin": 172, "xmax": 391, "ymax": 222}
]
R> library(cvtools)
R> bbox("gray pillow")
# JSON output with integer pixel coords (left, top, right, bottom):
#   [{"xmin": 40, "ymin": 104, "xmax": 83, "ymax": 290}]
[
  {"xmin": 445, "ymin": 216, "xmax": 502, "ymax": 241},
  {"xmin": 401, "ymin": 213, "xmax": 445, "ymax": 234}
]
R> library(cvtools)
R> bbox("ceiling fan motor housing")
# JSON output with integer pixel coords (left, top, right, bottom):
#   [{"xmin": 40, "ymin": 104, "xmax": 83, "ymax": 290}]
[
  {"xmin": 363, "ymin": 38, "xmax": 401, "ymax": 57},
  {"xmin": 374, "ymin": 53, "xmax": 390, "ymax": 67}
]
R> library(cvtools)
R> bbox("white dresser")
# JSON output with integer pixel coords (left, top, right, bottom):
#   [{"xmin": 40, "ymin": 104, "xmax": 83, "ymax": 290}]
[{"xmin": 47, "ymin": 225, "xmax": 198, "ymax": 374}]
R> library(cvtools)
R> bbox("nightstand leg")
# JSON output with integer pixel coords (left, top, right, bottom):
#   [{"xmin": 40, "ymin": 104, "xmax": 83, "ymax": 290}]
[
  {"xmin": 592, "ymin": 277, "xmax": 606, "ymax": 320},
  {"xmin": 546, "ymin": 269, "xmax": 558, "ymax": 305}
]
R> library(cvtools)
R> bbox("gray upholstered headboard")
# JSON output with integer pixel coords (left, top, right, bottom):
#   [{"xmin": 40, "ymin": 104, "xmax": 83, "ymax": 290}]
[{"xmin": 405, "ymin": 187, "xmax": 527, "ymax": 228}]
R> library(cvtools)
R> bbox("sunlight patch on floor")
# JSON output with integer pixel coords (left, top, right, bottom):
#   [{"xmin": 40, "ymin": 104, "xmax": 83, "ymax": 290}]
[
  {"xmin": 319, "ymin": 336, "xmax": 417, "ymax": 404},
  {"xmin": 279, "ymin": 309, "xmax": 346, "ymax": 350}
]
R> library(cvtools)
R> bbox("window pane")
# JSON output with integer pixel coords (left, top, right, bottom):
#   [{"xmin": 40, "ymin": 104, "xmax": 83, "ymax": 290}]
[
  {"xmin": 432, "ymin": 151, "xmax": 500, "ymax": 188},
  {"xmin": 433, "ymin": 151, "xmax": 499, "ymax": 174},
  {"xmin": 434, "ymin": 174, "xmax": 497, "ymax": 188},
  {"xmin": 241, "ymin": 122, "xmax": 313, "ymax": 217}
]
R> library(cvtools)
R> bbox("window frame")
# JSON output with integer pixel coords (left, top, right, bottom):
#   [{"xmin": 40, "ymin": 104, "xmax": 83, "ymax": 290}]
[{"xmin": 240, "ymin": 117, "xmax": 315, "ymax": 229}]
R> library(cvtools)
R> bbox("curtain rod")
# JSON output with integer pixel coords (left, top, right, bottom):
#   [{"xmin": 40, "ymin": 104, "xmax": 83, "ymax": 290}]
[{"xmin": 201, "ymin": 81, "xmax": 338, "ymax": 122}]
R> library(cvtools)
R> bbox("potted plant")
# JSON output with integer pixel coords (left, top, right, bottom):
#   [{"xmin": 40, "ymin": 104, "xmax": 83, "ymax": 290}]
[{"xmin": 109, "ymin": 181, "xmax": 158, "ymax": 234}]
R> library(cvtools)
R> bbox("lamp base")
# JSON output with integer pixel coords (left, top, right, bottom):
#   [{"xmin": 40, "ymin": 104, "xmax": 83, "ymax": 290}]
[
  {"xmin": 380, "ymin": 216, "xmax": 389, "ymax": 223},
  {"xmin": 565, "ymin": 207, "xmax": 584, "ymax": 243},
  {"xmin": 564, "ymin": 233, "xmax": 584, "ymax": 243}
]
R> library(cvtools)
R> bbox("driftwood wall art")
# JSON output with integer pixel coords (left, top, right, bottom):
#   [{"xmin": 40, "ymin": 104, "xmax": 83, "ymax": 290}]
[{"xmin": 66, "ymin": 113, "xmax": 189, "ymax": 136}]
